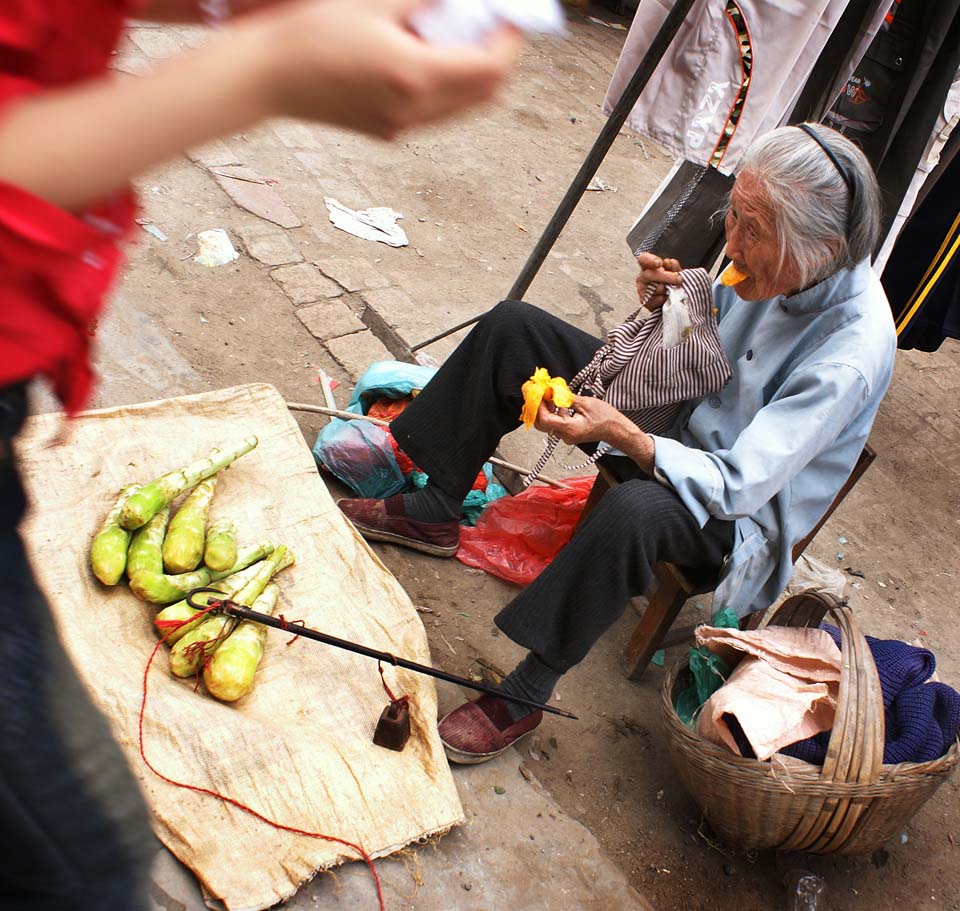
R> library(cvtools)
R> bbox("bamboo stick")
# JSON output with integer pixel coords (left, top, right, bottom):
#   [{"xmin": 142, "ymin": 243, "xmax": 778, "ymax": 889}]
[{"xmin": 316, "ymin": 370, "xmax": 337, "ymax": 412}]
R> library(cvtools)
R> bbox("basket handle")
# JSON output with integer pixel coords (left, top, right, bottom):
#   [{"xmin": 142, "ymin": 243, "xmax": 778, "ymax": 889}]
[{"xmin": 779, "ymin": 599, "xmax": 885, "ymax": 853}]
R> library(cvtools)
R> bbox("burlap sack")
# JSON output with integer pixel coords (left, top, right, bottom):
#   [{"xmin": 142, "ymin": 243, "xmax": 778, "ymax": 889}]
[{"xmin": 15, "ymin": 383, "xmax": 463, "ymax": 911}]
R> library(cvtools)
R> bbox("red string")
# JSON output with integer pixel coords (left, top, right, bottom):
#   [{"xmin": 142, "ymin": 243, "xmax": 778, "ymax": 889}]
[
  {"xmin": 181, "ymin": 618, "xmax": 238, "ymax": 689},
  {"xmin": 140, "ymin": 614, "xmax": 385, "ymax": 910},
  {"xmin": 377, "ymin": 661, "xmax": 409, "ymax": 712},
  {"xmin": 278, "ymin": 613, "xmax": 306, "ymax": 645}
]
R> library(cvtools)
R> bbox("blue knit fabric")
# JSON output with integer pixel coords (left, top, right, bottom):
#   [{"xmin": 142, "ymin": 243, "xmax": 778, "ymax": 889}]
[{"xmin": 783, "ymin": 628, "xmax": 960, "ymax": 765}]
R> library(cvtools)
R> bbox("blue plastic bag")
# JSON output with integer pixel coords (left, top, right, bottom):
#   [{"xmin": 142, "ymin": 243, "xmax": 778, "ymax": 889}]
[
  {"xmin": 314, "ymin": 360, "xmax": 508, "ymax": 515},
  {"xmin": 313, "ymin": 420, "xmax": 406, "ymax": 499},
  {"xmin": 344, "ymin": 360, "xmax": 437, "ymax": 415},
  {"xmin": 313, "ymin": 361, "xmax": 437, "ymax": 500},
  {"xmin": 312, "ymin": 361, "xmax": 437, "ymax": 498}
]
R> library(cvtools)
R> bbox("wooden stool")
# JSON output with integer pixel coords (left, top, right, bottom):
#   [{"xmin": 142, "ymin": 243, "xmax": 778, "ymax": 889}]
[{"xmin": 579, "ymin": 444, "xmax": 876, "ymax": 679}]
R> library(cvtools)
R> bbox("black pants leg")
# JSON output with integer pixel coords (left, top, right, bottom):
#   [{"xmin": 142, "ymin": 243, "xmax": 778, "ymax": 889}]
[
  {"xmin": 392, "ymin": 300, "xmax": 603, "ymax": 499},
  {"xmin": 0, "ymin": 387, "xmax": 155, "ymax": 911},
  {"xmin": 495, "ymin": 477, "xmax": 734, "ymax": 672}
]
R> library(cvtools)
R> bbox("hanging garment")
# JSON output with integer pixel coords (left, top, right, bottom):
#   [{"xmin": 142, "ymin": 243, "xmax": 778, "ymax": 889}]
[
  {"xmin": 603, "ymin": 0, "xmax": 887, "ymax": 175},
  {"xmin": 881, "ymin": 144, "xmax": 960, "ymax": 351},
  {"xmin": 524, "ymin": 267, "xmax": 731, "ymax": 484},
  {"xmin": 812, "ymin": 0, "xmax": 960, "ymax": 251},
  {"xmin": 872, "ymin": 65, "xmax": 960, "ymax": 274}
]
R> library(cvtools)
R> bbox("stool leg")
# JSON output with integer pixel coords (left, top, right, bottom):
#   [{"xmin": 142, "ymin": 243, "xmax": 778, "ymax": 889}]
[{"xmin": 621, "ymin": 579, "xmax": 688, "ymax": 680}]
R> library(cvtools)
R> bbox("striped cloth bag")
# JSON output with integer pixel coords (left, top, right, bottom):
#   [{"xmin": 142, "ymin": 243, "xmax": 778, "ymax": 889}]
[{"xmin": 524, "ymin": 267, "xmax": 731, "ymax": 486}]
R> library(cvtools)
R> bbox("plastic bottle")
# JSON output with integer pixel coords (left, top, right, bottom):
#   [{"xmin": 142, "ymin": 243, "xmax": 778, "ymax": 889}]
[{"xmin": 790, "ymin": 872, "xmax": 826, "ymax": 910}]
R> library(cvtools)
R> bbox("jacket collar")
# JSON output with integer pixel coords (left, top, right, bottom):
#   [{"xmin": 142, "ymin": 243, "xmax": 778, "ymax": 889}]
[{"xmin": 778, "ymin": 259, "xmax": 869, "ymax": 315}]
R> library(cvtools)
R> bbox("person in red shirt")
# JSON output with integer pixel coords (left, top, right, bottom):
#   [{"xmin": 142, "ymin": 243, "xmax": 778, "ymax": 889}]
[{"xmin": 0, "ymin": 3, "xmax": 520, "ymax": 908}]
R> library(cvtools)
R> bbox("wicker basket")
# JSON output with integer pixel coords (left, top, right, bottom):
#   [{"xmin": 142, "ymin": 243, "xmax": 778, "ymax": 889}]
[{"xmin": 661, "ymin": 593, "xmax": 960, "ymax": 854}]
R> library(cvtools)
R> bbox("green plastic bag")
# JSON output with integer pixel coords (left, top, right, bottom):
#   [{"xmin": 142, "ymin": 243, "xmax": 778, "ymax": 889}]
[{"xmin": 674, "ymin": 606, "xmax": 739, "ymax": 727}]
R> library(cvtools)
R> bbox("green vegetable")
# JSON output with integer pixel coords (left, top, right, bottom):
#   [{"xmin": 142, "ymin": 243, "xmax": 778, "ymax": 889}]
[
  {"xmin": 163, "ymin": 475, "xmax": 218, "ymax": 574},
  {"xmin": 154, "ymin": 562, "xmax": 263, "ymax": 645},
  {"xmin": 119, "ymin": 437, "xmax": 258, "ymax": 530},
  {"xmin": 154, "ymin": 550, "xmax": 294, "ymax": 645},
  {"xmin": 125, "ymin": 506, "xmax": 170, "ymax": 579},
  {"xmin": 203, "ymin": 518, "xmax": 238, "ymax": 572},
  {"xmin": 90, "ymin": 485, "xmax": 140, "ymax": 586},
  {"xmin": 170, "ymin": 545, "xmax": 291, "ymax": 678},
  {"xmin": 129, "ymin": 541, "xmax": 273, "ymax": 605},
  {"xmin": 204, "ymin": 583, "xmax": 280, "ymax": 701}
]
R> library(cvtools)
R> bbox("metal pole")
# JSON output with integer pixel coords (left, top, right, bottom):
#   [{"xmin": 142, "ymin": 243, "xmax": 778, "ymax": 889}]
[{"xmin": 409, "ymin": 0, "xmax": 697, "ymax": 354}]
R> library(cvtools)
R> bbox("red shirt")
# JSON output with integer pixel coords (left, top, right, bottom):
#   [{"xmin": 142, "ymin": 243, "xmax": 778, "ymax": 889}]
[{"xmin": 0, "ymin": 1, "xmax": 142, "ymax": 412}]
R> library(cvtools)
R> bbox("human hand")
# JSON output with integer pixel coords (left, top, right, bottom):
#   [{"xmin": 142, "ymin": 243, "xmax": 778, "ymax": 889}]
[
  {"xmin": 245, "ymin": 0, "xmax": 523, "ymax": 138},
  {"xmin": 635, "ymin": 252, "xmax": 681, "ymax": 311},
  {"xmin": 535, "ymin": 394, "xmax": 656, "ymax": 471},
  {"xmin": 534, "ymin": 394, "xmax": 630, "ymax": 447}
]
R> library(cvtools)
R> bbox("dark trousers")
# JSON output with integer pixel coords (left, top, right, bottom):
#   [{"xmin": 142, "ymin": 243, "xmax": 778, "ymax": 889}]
[
  {"xmin": 393, "ymin": 301, "xmax": 734, "ymax": 673},
  {"xmin": 0, "ymin": 386, "xmax": 155, "ymax": 911}
]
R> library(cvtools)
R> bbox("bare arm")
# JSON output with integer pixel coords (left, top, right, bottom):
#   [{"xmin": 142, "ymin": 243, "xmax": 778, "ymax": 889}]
[
  {"xmin": 0, "ymin": 25, "xmax": 269, "ymax": 211},
  {"xmin": 138, "ymin": 0, "xmax": 294, "ymax": 23},
  {"xmin": 0, "ymin": 0, "xmax": 520, "ymax": 211}
]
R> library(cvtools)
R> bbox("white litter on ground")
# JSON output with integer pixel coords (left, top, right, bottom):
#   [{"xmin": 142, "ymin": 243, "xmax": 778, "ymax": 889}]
[
  {"xmin": 324, "ymin": 198, "xmax": 409, "ymax": 247},
  {"xmin": 193, "ymin": 229, "xmax": 239, "ymax": 267}
]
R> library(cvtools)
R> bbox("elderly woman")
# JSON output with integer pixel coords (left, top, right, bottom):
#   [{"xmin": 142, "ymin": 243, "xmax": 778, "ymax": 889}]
[{"xmin": 339, "ymin": 123, "xmax": 896, "ymax": 763}]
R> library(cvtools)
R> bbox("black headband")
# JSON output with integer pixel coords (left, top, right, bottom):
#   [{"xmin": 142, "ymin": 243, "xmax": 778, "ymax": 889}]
[{"xmin": 797, "ymin": 123, "xmax": 854, "ymax": 193}]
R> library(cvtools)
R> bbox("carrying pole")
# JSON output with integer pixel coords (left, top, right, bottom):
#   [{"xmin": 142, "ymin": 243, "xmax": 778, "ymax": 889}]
[
  {"xmin": 186, "ymin": 589, "xmax": 578, "ymax": 719},
  {"xmin": 409, "ymin": 0, "xmax": 697, "ymax": 353}
]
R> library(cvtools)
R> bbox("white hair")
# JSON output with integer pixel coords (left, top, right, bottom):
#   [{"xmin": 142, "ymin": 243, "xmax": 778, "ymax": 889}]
[{"xmin": 736, "ymin": 123, "xmax": 882, "ymax": 288}]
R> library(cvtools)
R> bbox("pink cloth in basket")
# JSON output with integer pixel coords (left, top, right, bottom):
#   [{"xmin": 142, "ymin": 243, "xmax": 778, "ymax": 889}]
[{"xmin": 694, "ymin": 626, "xmax": 843, "ymax": 761}]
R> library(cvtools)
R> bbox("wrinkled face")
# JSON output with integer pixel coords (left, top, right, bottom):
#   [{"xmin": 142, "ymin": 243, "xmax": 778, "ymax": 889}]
[{"xmin": 723, "ymin": 172, "xmax": 802, "ymax": 301}]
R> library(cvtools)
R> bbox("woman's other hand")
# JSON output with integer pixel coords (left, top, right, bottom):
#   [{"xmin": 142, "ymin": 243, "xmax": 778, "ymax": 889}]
[{"xmin": 635, "ymin": 252, "xmax": 681, "ymax": 310}]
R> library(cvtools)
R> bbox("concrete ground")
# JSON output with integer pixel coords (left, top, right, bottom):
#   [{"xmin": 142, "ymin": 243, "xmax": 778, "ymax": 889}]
[{"xmin": 42, "ymin": 7, "xmax": 960, "ymax": 911}]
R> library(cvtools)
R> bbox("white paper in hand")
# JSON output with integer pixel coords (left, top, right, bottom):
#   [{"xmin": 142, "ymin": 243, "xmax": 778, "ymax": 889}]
[{"xmin": 410, "ymin": 0, "xmax": 566, "ymax": 47}]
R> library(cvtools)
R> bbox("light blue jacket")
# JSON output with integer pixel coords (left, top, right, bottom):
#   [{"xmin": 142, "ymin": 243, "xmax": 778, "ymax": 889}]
[{"xmin": 652, "ymin": 259, "xmax": 896, "ymax": 616}]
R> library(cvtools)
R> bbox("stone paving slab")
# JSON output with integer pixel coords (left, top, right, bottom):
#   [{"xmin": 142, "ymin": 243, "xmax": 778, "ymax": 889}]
[
  {"xmin": 187, "ymin": 141, "xmax": 242, "ymax": 170},
  {"xmin": 236, "ymin": 223, "xmax": 304, "ymax": 266},
  {"xmin": 315, "ymin": 258, "xmax": 392, "ymax": 294},
  {"xmin": 297, "ymin": 300, "xmax": 367, "ymax": 342},
  {"xmin": 210, "ymin": 165, "xmax": 303, "ymax": 229},
  {"xmin": 271, "ymin": 263, "xmax": 343, "ymax": 305},
  {"xmin": 326, "ymin": 331, "xmax": 398, "ymax": 382}
]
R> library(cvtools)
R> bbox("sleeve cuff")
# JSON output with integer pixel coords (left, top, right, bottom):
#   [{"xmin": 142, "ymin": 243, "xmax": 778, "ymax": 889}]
[{"xmin": 650, "ymin": 434, "xmax": 721, "ymax": 527}]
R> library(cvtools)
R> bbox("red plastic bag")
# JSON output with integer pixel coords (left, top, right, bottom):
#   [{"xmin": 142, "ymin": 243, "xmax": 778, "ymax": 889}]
[{"xmin": 456, "ymin": 476, "xmax": 595, "ymax": 585}]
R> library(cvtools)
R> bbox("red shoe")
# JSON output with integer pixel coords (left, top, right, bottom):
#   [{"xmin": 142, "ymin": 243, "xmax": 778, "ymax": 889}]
[
  {"xmin": 438, "ymin": 695, "xmax": 543, "ymax": 764},
  {"xmin": 338, "ymin": 494, "xmax": 459, "ymax": 557}
]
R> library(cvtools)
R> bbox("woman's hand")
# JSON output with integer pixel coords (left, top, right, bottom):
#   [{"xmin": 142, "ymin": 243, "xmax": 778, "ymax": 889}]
[
  {"xmin": 250, "ymin": 0, "xmax": 523, "ymax": 138},
  {"xmin": 534, "ymin": 395, "xmax": 656, "ymax": 472},
  {"xmin": 635, "ymin": 252, "xmax": 681, "ymax": 310},
  {"xmin": 0, "ymin": 0, "xmax": 522, "ymax": 210}
]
